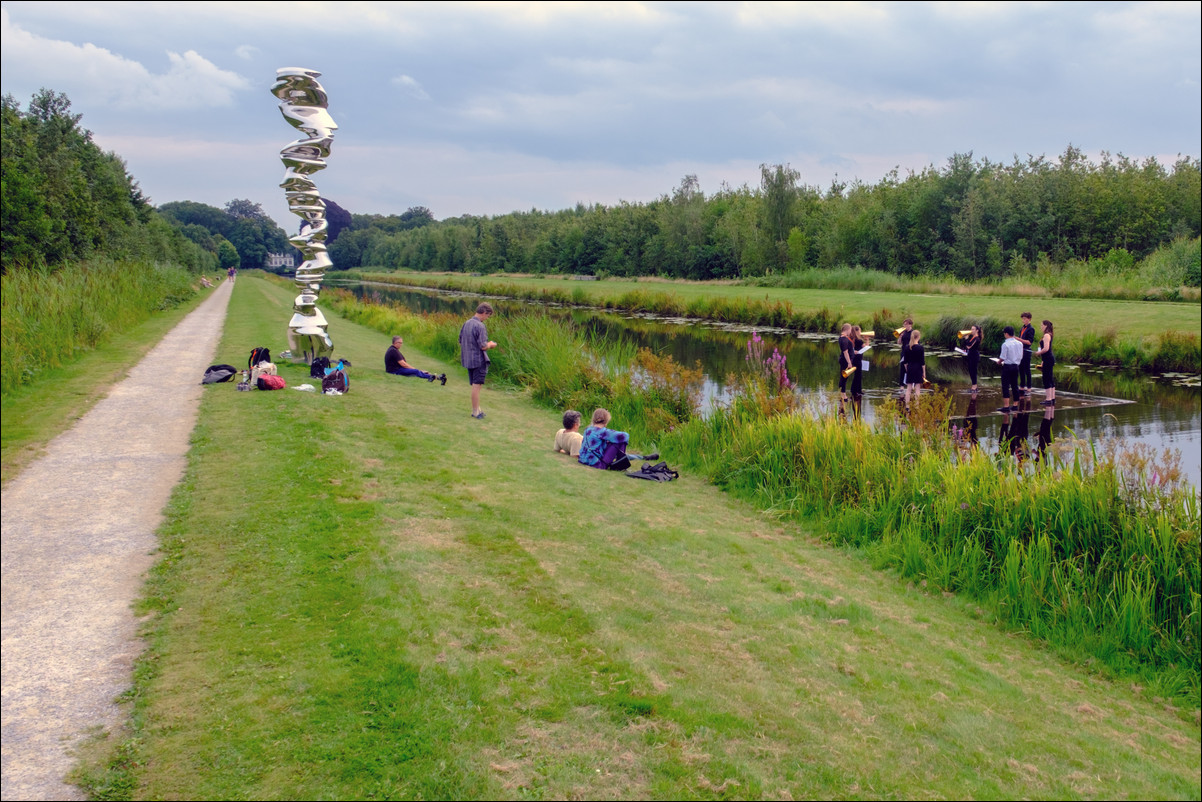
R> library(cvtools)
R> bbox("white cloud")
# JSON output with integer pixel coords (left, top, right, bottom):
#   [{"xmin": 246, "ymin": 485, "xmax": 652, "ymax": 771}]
[
  {"xmin": 234, "ymin": 44, "xmax": 260, "ymax": 61},
  {"xmin": 0, "ymin": 8, "xmax": 249, "ymax": 109},
  {"xmin": 392, "ymin": 75, "xmax": 431, "ymax": 101}
]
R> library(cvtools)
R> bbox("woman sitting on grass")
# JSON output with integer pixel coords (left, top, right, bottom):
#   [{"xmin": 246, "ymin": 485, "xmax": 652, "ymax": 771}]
[{"xmin": 578, "ymin": 408, "xmax": 656, "ymax": 471}]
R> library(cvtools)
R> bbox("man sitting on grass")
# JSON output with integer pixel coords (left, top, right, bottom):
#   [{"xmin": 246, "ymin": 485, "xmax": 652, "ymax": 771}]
[
  {"xmin": 385, "ymin": 336, "xmax": 446, "ymax": 385},
  {"xmin": 554, "ymin": 410, "xmax": 585, "ymax": 457}
]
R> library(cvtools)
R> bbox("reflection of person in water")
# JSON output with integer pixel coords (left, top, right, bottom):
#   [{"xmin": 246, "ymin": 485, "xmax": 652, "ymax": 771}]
[
  {"xmin": 964, "ymin": 395, "xmax": 980, "ymax": 448},
  {"xmin": 1009, "ymin": 402, "xmax": 1032, "ymax": 461},
  {"xmin": 1036, "ymin": 405, "xmax": 1055, "ymax": 463}
]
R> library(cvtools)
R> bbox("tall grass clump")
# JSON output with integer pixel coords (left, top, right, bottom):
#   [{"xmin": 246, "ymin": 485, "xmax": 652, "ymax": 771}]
[
  {"xmin": 665, "ymin": 337, "xmax": 1201, "ymax": 703},
  {"xmin": 1, "ymin": 260, "xmax": 198, "ymax": 395}
]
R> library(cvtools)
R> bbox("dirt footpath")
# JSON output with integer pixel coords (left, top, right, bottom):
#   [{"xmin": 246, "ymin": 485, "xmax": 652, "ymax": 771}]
[{"xmin": 1, "ymin": 280, "xmax": 233, "ymax": 800}]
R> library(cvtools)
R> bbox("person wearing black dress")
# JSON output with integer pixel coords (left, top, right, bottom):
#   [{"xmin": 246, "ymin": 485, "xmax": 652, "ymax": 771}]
[
  {"xmin": 963, "ymin": 324, "xmax": 982, "ymax": 393},
  {"xmin": 838, "ymin": 323, "xmax": 854, "ymax": 402},
  {"xmin": 896, "ymin": 318, "xmax": 913, "ymax": 390},
  {"xmin": 1032, "ymin": 319, "xmax": 1056, "ymax": 406},
  {"xmin": 903, "ymin": 330, "xmax": 926, "ymax": 407},
  {"xmin": 850, "ymin": 324, "xmax": 865, "ymax": 398}
]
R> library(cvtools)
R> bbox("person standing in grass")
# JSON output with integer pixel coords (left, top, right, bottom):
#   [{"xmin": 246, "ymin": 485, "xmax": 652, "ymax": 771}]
[
  {"xmin": 964, "ymin": 324, "xmax": 982, "ymax": 394},
  {"xmin": 554, "ymin": 409, "xmax": 584, "ymax": 457},
  {"xmin": 1018, "ymin": 312, "xmax": 1037, "ymax": 398},
  {"xmin": 838, "ymin": 323, "xmax": 854, "ymax": 402},
  {"xmin": 385, "ymin": 336, "xmax": 446, "ymax": 384},
  {"xmin": 903, "ymin": 330, "xmax": 926, "ymax": 408},
  {"xmin": 459, "ymin": 302, "xmax": 497, "ymax": 419},
  {"xmin": 998, "ymin": 325, "xmax": 1023, "ymax": 412},
  {"xmin": 1033, "ymin": 319, "xmax": 1056, "ymax": 406}
]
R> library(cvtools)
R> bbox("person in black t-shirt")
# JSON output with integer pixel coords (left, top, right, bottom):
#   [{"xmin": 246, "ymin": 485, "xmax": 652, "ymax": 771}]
[
  {"xmin": 1017, "ymin": 312, "xmax": 1036, "ymax": 397},
  {"xmin": 385, "ymin": 336, "xmax": 446, "ymax": 385}
]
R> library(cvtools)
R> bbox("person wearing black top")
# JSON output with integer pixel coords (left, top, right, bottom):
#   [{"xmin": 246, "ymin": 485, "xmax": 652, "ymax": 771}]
[
  {"xmin": 838, "ymin": 323, "xmax": 854, "ymax": 401},
  {"xmin": 963, "ymin": 324, "xmax": 982, "ymax": 393},
  {"xmin": 1032, "ymin": 319, "xmax": 1056, "ymax": 406},
  {"xmin": 896, "ymin": 318, "xmax": 913, "ymax": 390},
  {"xmin": 850, "ymin": 325, "xmax": 865, "ymax": 398},
  {"xmin": 385, "ymin": 336, "xmax": 446, "ymax": 384},
  {"xmin": 1018, "ymin": 312, "xmax": 1036, "ymax": 398},
  {"xmin": 903, "ymin": 329, "xmax": 926, "ymax": 407}
]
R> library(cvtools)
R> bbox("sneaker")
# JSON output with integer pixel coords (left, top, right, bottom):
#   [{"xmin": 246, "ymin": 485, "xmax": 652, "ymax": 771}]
[
  {"xmin": 439, "ymin": 373, "xmax": 447, "ymax": 386},
  {"xmin": 998, "ymin": 406, "xmax": 1011, "ymax": 413},
  {"xmin": 427, "ymin": 374, "xmax": 436, "ymax": 382},
  {"xmin": 472, "ymin": 411, "xmax": 485, "ymax": 419},
  {"xmin": 641, "ymin": 452, "xmax": 660, "ymax": 461}
]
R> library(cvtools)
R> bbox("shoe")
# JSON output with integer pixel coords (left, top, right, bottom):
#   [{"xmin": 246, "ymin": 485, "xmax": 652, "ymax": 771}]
[
  {"xmin": 637, "ymin": 452, "xmax": 660, "ymax": 461},
  {"xmin": 998, "ymin": 406, "xmax": 1011, "ymax": 413},
  {"xmin": 428, "ymin": 374, "xmax": 436, "ymax": 382},
  {"xmin": 472, "ymin": 412, "xmax": 485, "ymax": 419},
  {"xmin": 439, "ymin": 373, "xmax": 447, "ymax": 386}
]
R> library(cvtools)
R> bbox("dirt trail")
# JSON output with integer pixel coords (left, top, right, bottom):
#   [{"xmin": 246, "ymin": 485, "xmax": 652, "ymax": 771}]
[{"xmin": 1, "ymin": 280, "xmax": 233, "ymax": 800}]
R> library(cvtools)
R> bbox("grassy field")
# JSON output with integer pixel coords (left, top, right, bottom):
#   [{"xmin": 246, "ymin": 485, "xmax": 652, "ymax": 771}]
[
  {"xmin": 62, "ymin": 275, "xmax": 1198, "ymax": 799},
  {"xmin": 355, "ymin": 271, "xmax": 1202, "ymax": 345},
  {"xmin": 1, "ymin": 281, "xmax": 216, "ymax": 486}
]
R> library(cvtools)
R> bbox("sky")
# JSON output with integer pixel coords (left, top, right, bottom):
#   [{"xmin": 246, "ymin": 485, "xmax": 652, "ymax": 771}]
[{"xmin": 2, "ymin": 1, "xmax": 1199, "ymax": 232}]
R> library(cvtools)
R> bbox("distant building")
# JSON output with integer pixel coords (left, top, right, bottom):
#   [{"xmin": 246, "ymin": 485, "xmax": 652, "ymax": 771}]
[{"xmin": 266, "ymin": 252, "xmax": 296, "ymax": 270}]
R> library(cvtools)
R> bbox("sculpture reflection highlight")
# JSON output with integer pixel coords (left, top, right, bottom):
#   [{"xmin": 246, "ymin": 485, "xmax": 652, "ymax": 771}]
[{"xmin": 271, "ymin": 67, "xmax": 337, "ymax": 363}]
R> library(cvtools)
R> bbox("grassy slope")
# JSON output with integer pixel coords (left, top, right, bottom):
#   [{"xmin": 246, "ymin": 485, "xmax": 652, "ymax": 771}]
[
  {"xmin": 366, "ymin": 271, "xmax": 1201, "ymax": 344},
  {"xmin": 1, "ymin": 283, "xmax": 216, "ymax": 486},
  {"xmin": 86, "ymin": 276, "xmax": 1198, "ymax": 799}
]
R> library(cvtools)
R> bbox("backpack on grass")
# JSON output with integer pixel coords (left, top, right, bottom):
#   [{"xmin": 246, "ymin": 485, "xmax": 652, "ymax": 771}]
[
  {"xmin": 322, "ymin": 368, "xmax": 349, "ymax": 394},
  {"xmin": 256, "ymin": 375, "xmax": 286, "ymax": 391},
  {"xmin": 201, "ymin": 364, "xmax": 238, "ymax": 384},
  {"xmin": 309, "ymin": 356, "xmax": 331, "ymax": 379},
  {"xmin": 249, "ymin": 346, "xmax": 271, "ymax": 369}
]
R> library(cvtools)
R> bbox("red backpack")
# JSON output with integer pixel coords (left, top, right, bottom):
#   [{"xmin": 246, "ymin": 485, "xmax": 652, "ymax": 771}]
[{"xmin": 256, "ymin": 375, "xmax": 286, "ymax": 391}]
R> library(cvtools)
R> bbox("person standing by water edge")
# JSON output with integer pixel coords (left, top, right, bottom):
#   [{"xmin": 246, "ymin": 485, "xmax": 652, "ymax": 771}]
[
  {"xmin": 896, "ymin": 318, "xmax": 914, "ymax": 392},
  {"xmin": 1033, "ymin": 319, "xmax": 1056, "ymax": 406},
  {"xmin": 1018, "ymin": 312, "xmax": 1036, "ymax": 399},
  {"xmin": 998, "ymin": 325, "xmax": 1023, "ymax": 412},
  {"xmin": 838, "ymin": 323, "xmax": 854, "ymax": 402},
  {"xmin": 964, "ymin": 324, "xmax": 982, "ymax": 394},
  {"xmin": 459, "ymin": 302, "xmax": 497, "ymax": 419}
]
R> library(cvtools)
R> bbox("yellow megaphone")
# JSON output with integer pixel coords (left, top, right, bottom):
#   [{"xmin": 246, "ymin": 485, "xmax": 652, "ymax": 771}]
[
  {"xmin": 957, "ymin": 329, "xmax": 972, "ymax": 338},
  {"xmin": 861, "ymin": 330, "xmax": 875, "ymax": 338},
  {"xmin": 841, "ymin": 366, "xmax": 857, "ymax": 378},
  {"xmin": 893, "ymin": 327, "xmax": 905, "ymax": 337}
]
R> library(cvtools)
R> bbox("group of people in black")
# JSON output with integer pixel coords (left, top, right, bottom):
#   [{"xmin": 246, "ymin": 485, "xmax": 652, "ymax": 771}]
[{"xmin": 837, "ymin": 312, "xmax": 1058, "ymax": 413}]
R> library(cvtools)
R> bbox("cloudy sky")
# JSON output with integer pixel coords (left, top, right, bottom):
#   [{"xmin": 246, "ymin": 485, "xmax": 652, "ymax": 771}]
[{"xmin": 2, "ymin": 1, "xmax": 1199, "ymax": 230}]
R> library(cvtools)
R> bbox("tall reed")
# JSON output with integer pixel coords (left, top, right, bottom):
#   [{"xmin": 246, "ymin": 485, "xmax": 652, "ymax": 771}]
[{"xmin": 1, "ymin": 260, "xmax": 198, "ymax": 395}]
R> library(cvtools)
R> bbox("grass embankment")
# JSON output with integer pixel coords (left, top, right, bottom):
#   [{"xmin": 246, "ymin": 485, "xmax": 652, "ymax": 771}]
[
  {"xmin": 76, "ymin": 274, "xmax": 1198, "ymax": 799},
  {"xmin": 1, "ymin": 267, "xmax": 213, "ymax": 485},
  {"xmin": 350, "ymin": 271, "xmax": 1202, "ymax": 373}
]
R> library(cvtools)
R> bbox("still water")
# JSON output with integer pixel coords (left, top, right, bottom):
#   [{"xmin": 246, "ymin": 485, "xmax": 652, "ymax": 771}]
[{"xmin": 344, "ymin": 282, "xmax": 1202, "ymax": 487}]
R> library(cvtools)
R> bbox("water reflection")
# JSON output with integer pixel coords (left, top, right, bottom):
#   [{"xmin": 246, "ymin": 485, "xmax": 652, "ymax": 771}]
[{"xmin": 344, "ymin": 281, "xmax": 1201, "ymax": 486}]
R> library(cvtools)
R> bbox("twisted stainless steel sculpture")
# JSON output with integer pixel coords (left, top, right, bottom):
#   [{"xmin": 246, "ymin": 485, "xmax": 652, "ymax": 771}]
[{"xmin": 271, "ymin": 67, "xmax": 337, "ymax": 363}]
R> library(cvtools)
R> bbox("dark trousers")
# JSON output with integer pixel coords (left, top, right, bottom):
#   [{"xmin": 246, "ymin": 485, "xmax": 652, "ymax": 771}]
[
  {"xmin": 1001, "ymin": 364, "xmax": 1020, "ymax": 402},
  {"xmin": 1019, "ymin": 353, "xmax": 1032, "ymax": 390},
  {"xmin": 388, "ymin": 367, "xmax": 434, "ymax": 380}
]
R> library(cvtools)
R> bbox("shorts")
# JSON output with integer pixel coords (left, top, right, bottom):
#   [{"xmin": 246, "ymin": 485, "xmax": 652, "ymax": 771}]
[{"xmin": 467, "ymin": 364, "xmax": 489, "ymax": 385}]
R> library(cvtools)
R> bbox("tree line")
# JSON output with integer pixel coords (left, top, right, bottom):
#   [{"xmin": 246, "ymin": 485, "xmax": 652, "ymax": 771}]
[
  {"xmin": 157, "ymin": 199, "xmax": 292, "ymax": 271},
  {"xmin": 1, "ymin": 90, "xmax": 212, "ymax": 273},
  {"xmin": 328, "ymin": 149, "xmax": 1200, "ymax": 283}
]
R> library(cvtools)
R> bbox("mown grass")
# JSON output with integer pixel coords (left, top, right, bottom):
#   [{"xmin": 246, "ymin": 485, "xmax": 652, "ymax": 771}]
[
  {"xmin": 1, "ymin": 260, "xmax": 202, "ymax": 395},
  {"xmin": 64, "ymin": 274, "xmax": 1199, "ymax": 800},
  {"xmin": 350, "ymin": 271, "xmax": 1202, "ymax": 373}
]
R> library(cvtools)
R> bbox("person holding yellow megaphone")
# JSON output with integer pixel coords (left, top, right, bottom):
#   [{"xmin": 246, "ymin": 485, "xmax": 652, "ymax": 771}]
[
  {"xmin": 838, "ymin": 323, "xmax": 855, "ymax": 401},
  {"xmin": 904, "ymin": 329, "xmax": 927, "ymax": 408}
]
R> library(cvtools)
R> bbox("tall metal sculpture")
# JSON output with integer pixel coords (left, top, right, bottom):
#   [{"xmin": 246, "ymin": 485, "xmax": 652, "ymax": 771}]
[{"xmin": 271, "ymin": 67, "xmax": 337, "ymax": 363}]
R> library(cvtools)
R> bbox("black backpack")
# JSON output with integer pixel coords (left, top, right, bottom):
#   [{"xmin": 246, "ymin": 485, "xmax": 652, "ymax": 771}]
[
  {"xmin": 309, "ymin": 356, "xmax": 331, "ymax": 379},
  {"xmin": 201, "ymin": 364, "xmax": 238, "ymax": 384},
  {"xmin": 249, "ymin": 346, "xmax": 271, "ymax": 368}
]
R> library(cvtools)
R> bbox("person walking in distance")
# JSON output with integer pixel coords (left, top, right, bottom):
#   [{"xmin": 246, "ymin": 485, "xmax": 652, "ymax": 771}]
[{"xmin": 459, "ymin": 302, "xmax": 497, "ymax": 419}]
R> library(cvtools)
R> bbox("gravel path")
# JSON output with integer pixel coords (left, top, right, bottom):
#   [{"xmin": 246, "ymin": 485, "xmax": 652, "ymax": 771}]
[{"xmin": 1, "ymin": 280, "xmax": 233, "ymax": 800}]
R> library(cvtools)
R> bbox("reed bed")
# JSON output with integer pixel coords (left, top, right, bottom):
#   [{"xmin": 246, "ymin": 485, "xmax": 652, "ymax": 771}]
[
  {"xmin": 665, "ymin": 390, "xmax": 1201, "ymax": 702},
  {"xmin": 1, "ymin": 260, "xmax": 198, "ymax": 395},
  {"xmin": 347, "ymin": 271, "xmax": 1200, "ymax": 373}
]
